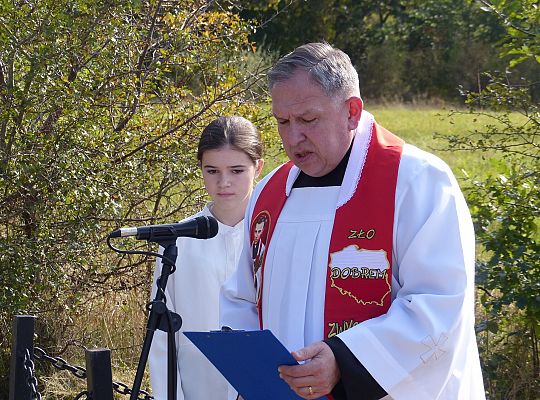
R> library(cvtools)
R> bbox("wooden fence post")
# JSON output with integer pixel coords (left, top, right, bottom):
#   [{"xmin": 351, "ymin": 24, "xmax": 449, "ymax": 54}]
[
  {"xmin": 85, "ymin": 348, "xmax": 113, "ymax": 400},
  {"xmin": 9, "ymin": 315, "xmax": 36, "ymax": 400}
]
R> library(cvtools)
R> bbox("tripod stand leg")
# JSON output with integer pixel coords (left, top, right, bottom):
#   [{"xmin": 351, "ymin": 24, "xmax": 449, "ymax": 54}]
[{"xmin": 131, "ymin": 241, "xmax": 179, "ymax": 400}]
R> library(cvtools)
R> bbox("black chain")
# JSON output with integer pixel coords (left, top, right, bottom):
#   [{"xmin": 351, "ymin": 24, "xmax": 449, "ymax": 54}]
[
  {"xmin": 113, "ymin": 381, "xmax": 154, "ymax": 400},
  {"xmin": 73, "ymin": 390, "xmax": 90, "ymax": 400},
  {"xmin": 33, "ymin": 346, "xmax": 154, "ymax": 400},
  {"xmin": 34, "ymin": 347, "xmax": 87, "ymax": 379},
  {"xmin": 23, "ymin": 349, "xmax": 42, "ymax": 400}
]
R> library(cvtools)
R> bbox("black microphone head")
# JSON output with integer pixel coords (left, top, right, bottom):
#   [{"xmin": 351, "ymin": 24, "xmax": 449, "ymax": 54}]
[{"xmin": 195, "ymin": 215, "xmax": 219, "ymax": 239}]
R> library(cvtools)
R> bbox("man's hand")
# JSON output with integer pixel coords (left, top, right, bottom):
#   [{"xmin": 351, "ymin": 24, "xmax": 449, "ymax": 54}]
[{"xmin": 278, "ymin": 341, "xmax": 340, "ymax": 399}]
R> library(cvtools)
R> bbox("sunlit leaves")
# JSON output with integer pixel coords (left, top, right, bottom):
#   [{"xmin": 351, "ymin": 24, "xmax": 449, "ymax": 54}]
[
  {"xmin": 0, "ymin": 2, "xmax": 271, "ymax": 391},
  {"xmin": 454, "ymin": 1, "xmax": 539, "ymax": 395},
  {"xmin": 479, "ymin": 0, "xmax": 540, "ymax": 67}
]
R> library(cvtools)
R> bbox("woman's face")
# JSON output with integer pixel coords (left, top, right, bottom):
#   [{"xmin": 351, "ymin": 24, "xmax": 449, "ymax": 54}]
[{"xmin": 201, "ymin": 145, "xmax": 263, "ymax": 218}]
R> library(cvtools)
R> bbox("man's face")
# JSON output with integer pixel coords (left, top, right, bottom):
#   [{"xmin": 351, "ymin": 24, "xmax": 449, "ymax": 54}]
[
  {"xmin": 254, "ymin": 221, "xmax": 264, "ymax": 242},
  {"xmin": 271, "ymin": 70, "xmax": 362, "ymax": 177}
]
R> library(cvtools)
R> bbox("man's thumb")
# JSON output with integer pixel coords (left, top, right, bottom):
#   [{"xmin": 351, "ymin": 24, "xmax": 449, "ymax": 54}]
[{"xmin": 292, "ymin": 342, "xmax": 322, "ymax": 362}]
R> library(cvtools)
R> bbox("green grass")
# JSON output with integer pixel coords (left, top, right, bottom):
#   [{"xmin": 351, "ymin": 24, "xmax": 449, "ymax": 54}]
[{"xmin": 368, "ymin": 104, "xmax": 499, "ymax": 180}]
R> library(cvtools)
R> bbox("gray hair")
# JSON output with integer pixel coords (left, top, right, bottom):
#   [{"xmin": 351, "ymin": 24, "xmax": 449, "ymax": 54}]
[
  {"xmin": 197, "ymin": 116, "xmax": 263, "ymax": 164},
  {"xmin": 268, "ymin": 42, "xmax": 360, "ymax": 100}
]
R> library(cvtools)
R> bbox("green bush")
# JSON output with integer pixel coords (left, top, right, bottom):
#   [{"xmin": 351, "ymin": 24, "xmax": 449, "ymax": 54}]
[{"xmin": 0, "ymin": 1, "xmax": 273, "ymax": 396}]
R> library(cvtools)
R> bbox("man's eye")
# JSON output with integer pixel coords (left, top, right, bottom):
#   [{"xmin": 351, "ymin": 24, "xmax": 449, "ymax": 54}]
[
  {"xmin": 206, "ymin": 169, "xmax": 217, "ymax": 174},
  {"xmin": 277, "ymin": 119, "xmax": 289, "ymax": 125},
  {"xmin": 232, "ymin": 169, "xmax": 245, "ymax": 174},
  {"xmin": 302, "ymin": 117, "xmax": 316, "ymax": 123}
]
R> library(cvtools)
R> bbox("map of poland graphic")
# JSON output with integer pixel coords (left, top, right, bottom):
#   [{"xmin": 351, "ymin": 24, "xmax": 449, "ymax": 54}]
[{"xmin": 329, "ymin": 245, "xmax": 392, "ymax": 305}]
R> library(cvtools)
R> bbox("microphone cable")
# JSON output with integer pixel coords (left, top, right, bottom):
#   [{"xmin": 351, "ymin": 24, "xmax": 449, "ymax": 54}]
[{"xmin": 106, "ymin": 234, "xmax": 177, "ymax": 273}]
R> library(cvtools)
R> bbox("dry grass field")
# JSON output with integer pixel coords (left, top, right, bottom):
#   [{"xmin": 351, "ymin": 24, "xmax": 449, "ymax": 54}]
[{"xmin": 40, "ymin": 104, "xmax": 518, "ymax": 399}]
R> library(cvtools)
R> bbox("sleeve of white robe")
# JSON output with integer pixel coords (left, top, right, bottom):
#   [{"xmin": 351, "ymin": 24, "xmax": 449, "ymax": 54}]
[
  {"xmin": 148, "ymin": 255, "xmax": 185, "ymax": 400},
  {"xmin": 220, "ymin": 175, "xmax": 273, "ymax": 400},
  {"xmin": 338, "ymin": 146, "xmax": 484, "ymax": 399},
  {"xmin": 220, "ymin": 220, "xmax": 259, "ymax": 400},
  {"xmin": 220, "ymin": 172, "xmax": 273, "ymax": 332}
]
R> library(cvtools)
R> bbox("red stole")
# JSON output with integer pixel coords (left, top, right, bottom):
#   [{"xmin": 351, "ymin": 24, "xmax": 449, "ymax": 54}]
[{"xmin": 249, "ymin": 123, "xmax": 403, "ymax": 337}]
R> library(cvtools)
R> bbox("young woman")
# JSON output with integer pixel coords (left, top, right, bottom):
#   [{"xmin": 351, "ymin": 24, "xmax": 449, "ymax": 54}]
[{"xmin": 148, "ymin": 116, "xmax": 264, "ymax": 400}]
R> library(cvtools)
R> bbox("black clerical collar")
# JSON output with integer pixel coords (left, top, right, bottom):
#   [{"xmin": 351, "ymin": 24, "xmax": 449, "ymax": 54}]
[{"xmin": 292, "ymin": 140, "xmax": 353, "ymax": 188}]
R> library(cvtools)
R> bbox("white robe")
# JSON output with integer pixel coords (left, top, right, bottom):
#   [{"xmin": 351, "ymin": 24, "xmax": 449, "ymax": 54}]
[
  {"xmin": 149, "ymin": 205, "xmax": 243, "ymax": 400},
  {"xmin": 220, "ymin": 111, "xmax": 485, "ymax": 400}
]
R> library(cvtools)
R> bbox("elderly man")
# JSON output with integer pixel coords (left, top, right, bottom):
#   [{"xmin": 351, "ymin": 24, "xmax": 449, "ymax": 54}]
[{"xmin": 220, "ymin": 42, "xmax": 485, "ymax": 400}]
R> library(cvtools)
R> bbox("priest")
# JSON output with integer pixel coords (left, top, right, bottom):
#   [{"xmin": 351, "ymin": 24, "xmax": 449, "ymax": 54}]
[{"xmin": 220, "ymin": 42, "xmax": 486, "ymax": 400}]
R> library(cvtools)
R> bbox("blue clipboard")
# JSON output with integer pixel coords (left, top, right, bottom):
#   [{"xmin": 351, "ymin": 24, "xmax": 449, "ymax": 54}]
[{"xmin": 183, "ymin": 329, "xmax": 304, "ymax": 400}]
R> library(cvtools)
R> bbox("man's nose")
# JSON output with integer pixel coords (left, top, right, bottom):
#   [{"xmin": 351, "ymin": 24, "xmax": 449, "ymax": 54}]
[{"xmin": 286, "ymin": 122, "xmax": 306, "ymax": 146}]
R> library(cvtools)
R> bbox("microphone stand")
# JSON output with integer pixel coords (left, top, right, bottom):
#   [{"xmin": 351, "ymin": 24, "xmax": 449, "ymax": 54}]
[{"xmin": 130, "ymin": 239, "xmax": 181, "ymax": 400}]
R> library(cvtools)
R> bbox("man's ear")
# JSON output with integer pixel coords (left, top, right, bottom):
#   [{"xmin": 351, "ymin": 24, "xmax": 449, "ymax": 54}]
[{"xmin": 347, "ymin": 96, "xmax": 363, "ymax": 130}]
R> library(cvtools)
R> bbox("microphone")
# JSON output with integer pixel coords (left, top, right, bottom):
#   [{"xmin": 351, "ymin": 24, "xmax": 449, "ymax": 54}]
[{"xmin": 109, "ymin": 215, "xmax": 219, "ymax": 241}]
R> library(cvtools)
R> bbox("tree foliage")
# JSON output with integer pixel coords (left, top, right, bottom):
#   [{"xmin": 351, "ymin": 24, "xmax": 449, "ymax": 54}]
[
  {"xmin": 0, "ymin": 0, "xmax": 273, "ymax": 394},
  {"xmin": 237, "ymin": 0, "xmax": 517, "ymax": 101},
  {"xmin": 478, "ymin": 0, "xmax": 540, "ymax": 67},
  {"xmin": 444, "ymin": 1, "xmax": 539, "ymax": 397}
]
